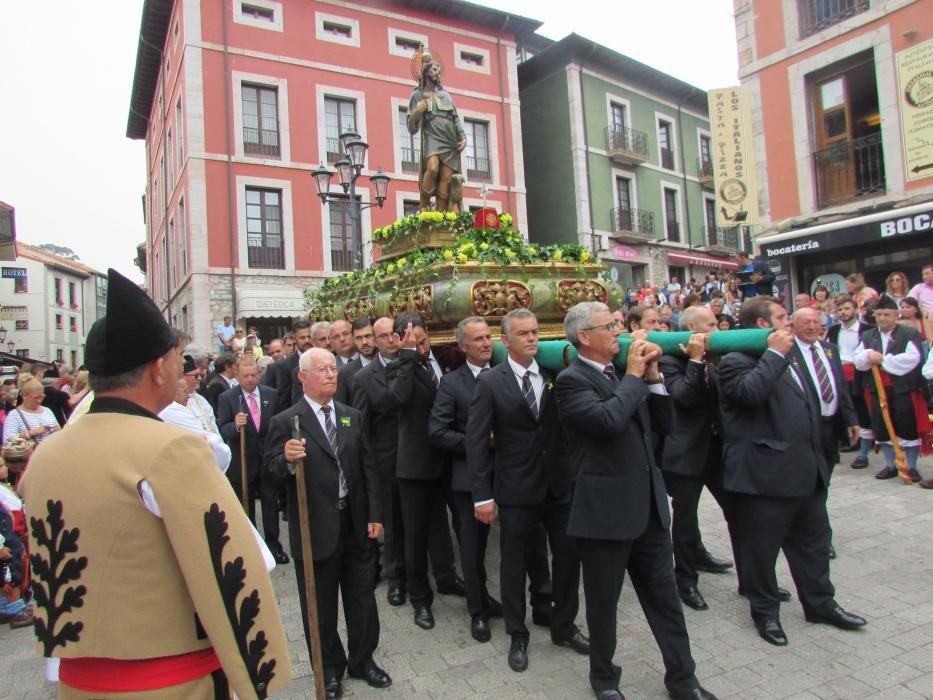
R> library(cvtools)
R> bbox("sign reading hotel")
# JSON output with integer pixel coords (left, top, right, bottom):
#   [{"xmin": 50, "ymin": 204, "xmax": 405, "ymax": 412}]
[
  {"xmin": 896, "ymin": 38, "xmax": 933, "ymax": 182},
  {"xmin": 708, "ymin": 86, "xmax": 759, "ymax": 226}
]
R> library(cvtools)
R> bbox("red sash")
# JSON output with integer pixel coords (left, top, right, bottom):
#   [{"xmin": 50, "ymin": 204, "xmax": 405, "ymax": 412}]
[
  {"xmin": 842, "ymin": 363, "xmax": 855, "ymax": 382},
  {"xmin": 863, "ymin": 371, "xmax": 933, "ymax": 455},
  {"xmin": 59, "ymin": 648, "xmax": 221, "ymax": 693}
]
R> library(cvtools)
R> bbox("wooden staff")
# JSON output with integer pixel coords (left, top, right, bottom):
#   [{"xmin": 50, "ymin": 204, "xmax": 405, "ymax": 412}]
[
  {"xmin": 239, "ymin": 395, "xmax": 249, "ymax": 511},
  {"xmin": 292, "ymin": 415, "xmax": 326, "ymax": 700},
  {"xmin": 870, "ymin": 366, "xmax": 912, "ymax": 485}
]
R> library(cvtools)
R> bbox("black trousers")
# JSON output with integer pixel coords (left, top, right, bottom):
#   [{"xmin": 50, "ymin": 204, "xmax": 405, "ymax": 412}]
[
  {"xmin": 733, "ymin": 482, "xmax": 836, "ymax": 621},
  {"xmin": 230, "ymin": 473, "xmax": 282, "ymax": 550},
  {"xmin": 452, "ymin": 490, "xmax": 491, "ymax": 617},
  {"xmin": 577, "ymin": 511, "xmax": 698, "ymax": 694},
  {"xmin": 397, "ymin": 477, "xmax": 458, "ymax": 607},
  {"xmin": 527, "ymin": 524, "xmax": 553, "ymax": 609},
  {"xmin": 498, "ymin": 495, "xmax": 579, "ymax": 641},
  {"xmin": 294, "ymin": 509, "xmax": 380, "ymax": 678}
]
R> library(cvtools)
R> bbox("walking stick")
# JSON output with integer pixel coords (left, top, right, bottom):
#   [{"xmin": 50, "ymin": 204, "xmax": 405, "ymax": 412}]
[
  {"xmin": 292, "ymin": 415, "xmax": 326, "ymax": 700},
  {"xmin": 239, "ymin": 395, "xmax": 249, "ymax": 511},
  {"xmin": 870, "ymin": 366, "xmax": 912, "ymax": 485}
]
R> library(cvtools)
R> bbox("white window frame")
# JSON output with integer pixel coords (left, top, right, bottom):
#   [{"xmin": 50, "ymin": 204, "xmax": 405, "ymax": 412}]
[
  {"xmin": 610, "ymin": 167, "xmax": 639, "ymax": 219},
  {"xmin": 177, "ymin": 198, "xmax": 188, "ymax": 280},
  {"xmin": 394, "ymin": 191, "xmax": 422, "ymax": 220},
  {"xmin": 232, "ymin": 71, "xmax": 291, "ymax": 162},
  {"xmin": 316, "ymin": 84, "xmax": 367, "ymax": 166},
  {"xmin": 391, "ymin": 96, "xmax": 421, "ymax": 179},
  {"xmin": 236, "ymin": 175, "xmax": 295, "ymax": 271},
  {"xmin": 459, "ymin": 108, "xmax": 499, "ymax": 186},
  {"xmin": 234, "ymin": 0, "xmax": 283, "ymax": 32},
  {"xmin": 659, "ymin": 180, "xmax": 686, "ymax": 246},
  {"xmin": 702, "ymin": 193, "xmax": 718, "ymax": 243},
  {"xmin": 655, "ymin": 111, "xmax": 679, "ymax": 172},
  {"xmin": 176, "ymin": 98, "xmax": 184, "ymax": 173},
  {"xmin": 388, "ymin": 27, "xmax": 429, "ymax": 59},
  {"xmin": 315, "ymin": 11, "xmax": 360, "ymax": 48},
  {"xmin": 454, "ymin": 42, "xmax": 491, "ymax": 75},
  {"xmin": 605, "ymin": 93, "xmax": 632, "ymax": 132}
]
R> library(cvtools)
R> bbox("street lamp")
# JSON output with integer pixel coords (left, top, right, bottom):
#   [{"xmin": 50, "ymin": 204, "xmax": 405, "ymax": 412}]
[
  {"xmin": 6, "ymin": 341, "xmax": 14, "ymax": 354},
  {"xmin": 312, "ymin": 130, "xmax": 391, "ymax": 268},
  {"xmin": 0, "ymin": 326, "xmax": 7, "ymax": 344}
]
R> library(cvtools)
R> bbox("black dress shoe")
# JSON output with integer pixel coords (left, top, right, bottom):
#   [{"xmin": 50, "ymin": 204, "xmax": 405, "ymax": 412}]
[
  {"xmin": 669, "ymin": 687, "xmax": 718, "ymax": 700},
  {"xmin": 754, "ymin": 617, "xmax": 788, "ymax": 646},
  {"xmin": 850, "ymin": 456, "xmax": 869, "ymax": 469},
  {"xmin": 348, "ymin": 659, "xmax": 392, "ymax": 688},
  {"xmin": 508, "ymin": 637, "xmax": 529, "ymax": 672},
  {"xmin": 695, "ymin": 553, "xmax": 733, "ymax": 574},
  {"xmin": 387, "ymin": 585, "xmax": 406, "ymax": 606},
  {"xmin": 876, "ymin": 466, "xmax": 898, "ymax": 479},
  {"xmin": 552, "ymin": 628, "xmax": 590, "ymax": 655},
  {"xmin": 272, "ymin": 549, "xmax": 290, "ymax": 565},
  {"xmin": 595, "ymin": 689, "xmax": 625, "ymax": 700},
  {"xmin": 678, "ymin": 586, "xmax": 709, "ymax": 611},
  {"xmin": 437, "ymin": 576, "xmax": 466, "ymax": 596},
  {"xmin": 413, "ymin": 605, "xmax": 435, "ymax": 630},
  {"xmin": 486, "ymin": 596, "xmax": 503, "ymax": 617},
  {"xmin": 471, "ymin": 615, "xmax": 491, "ymax": 643},
  {"xmin": 828, "ymin": 543, "xmax": 836, "ymax": 560},
  {"xmin": 805, "ymin": 605, "xmax": 867, "ymax": 630},
  {"xmin": 531, "ymin": 604, "xmax": 552, "ymax": 627},
  {"xmin": 324, "ymin": 674, "xmax": 343, "ymax": 700}
]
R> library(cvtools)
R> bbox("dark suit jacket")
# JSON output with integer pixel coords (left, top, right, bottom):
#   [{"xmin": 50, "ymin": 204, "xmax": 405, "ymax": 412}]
[
  {"xmin": 466, "ymin": 361, "xmax": 570, "ymax": 506},
  {"xmin": 555, "ymin": 359, "xmax": 672, "ymax": 541},
  {"xmin": 718, "ymin": 349, "xmax": 829, "ymax": 498},
  {"xmin": 205, "ymin": 374, "xmax": 234, "ymax": 414},
  {"xmin": 335, "ymin": 357, "xmax": 363, "ymax": 406},
  {"xmin": 385, "ymin": 348, "xmax": 446, "ymax": 481},
  {"xmin": 217, "ymin": 385, "xmax": 277, "ymax": 486},
  {"xmin": 826, "ymin": 320, "xmax": 873, "ymax": 347},
  {"xmin": 788, "ymin": 339, "xmax": 858, "ymax": 447},
  {"xmin": 659, "ymin": 355, "xmax": 719, "ymax": 476},
  {"xmin": 351, "ymin": 359, "xmax": 398, "ymax": 482},
  {"xmin": 265, "ymin": 399, "xmax": 380, "ymax": 562},
  {"xmin": 429, "ymin": 363, "xmax": 485, "ymax": 493}
]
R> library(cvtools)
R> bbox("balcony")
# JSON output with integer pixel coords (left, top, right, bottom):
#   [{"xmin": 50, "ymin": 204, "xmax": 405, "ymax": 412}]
[
  {"xmin": 660, "ymin": 147, "xmax": 675, "ymax": 170},
  {"xmin": 704, "ymin": 227, "xmax": 740, "ymax": 255},
  {"xmin": 243, "ymin": 128, "xmax": 280, "ymax": 158},
  {"xmin": 605, "ymin": 126, "xmax": 649, "ymax": 166},
  {"xmin": 246, "ymin": 236, "xmax": 285, "ymax": 270},
  {"xmin": 813, "ymin": 133, "xmax": 885, "ymax": 209},
  {"xmin": 611, "ymin": 206, "xmax": 656, "ymax": 244},
  {"xmin": 799, "ymin": 0, "xmax": 869, "ymax": 38},
  {"xmin": 401, "ymin": 146, "xmax": 421, "ymax": 174},
  {"xmin": 326, "ymin": 137, "xmax": 341, "ymax": 164},
  {"xmin": 467, "ymin": 156, "xmax": 492, "ymax": 182},
  {"xmin": 697, "ymin": 157, "xmax": 714, "ymax": 187}
]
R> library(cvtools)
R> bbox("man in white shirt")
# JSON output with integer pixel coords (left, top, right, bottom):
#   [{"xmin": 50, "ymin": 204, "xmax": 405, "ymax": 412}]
[
  {"xmin": 160, "ymin": 377, "xmax": 231, "ymax": 473},
  {"xmin": 907, "ymin": 263, "xmax": 933, "ymax": 316},
  {"xmin": 215, "ymin": 315, "xmax": 235, "ymax": 352}
]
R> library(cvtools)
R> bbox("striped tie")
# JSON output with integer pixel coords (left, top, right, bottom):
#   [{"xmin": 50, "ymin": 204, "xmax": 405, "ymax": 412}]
[
  {"xmin": 810, "ymin": 345, "xmax": 834, "ymax": 404},
  {"xmin": 522, "ymin": 371, "xmax": 539, "ymax": 419},
  {"xmin": 320, "ymin": 406, "xmax": 348, "ymax": 497},
  {"xmin": 423, "ymin": 360, "xmax": 439, "ymax": 389},
  {"xmin": 603, "ymin": 364, "xmax": 618, "ymax": 382}
]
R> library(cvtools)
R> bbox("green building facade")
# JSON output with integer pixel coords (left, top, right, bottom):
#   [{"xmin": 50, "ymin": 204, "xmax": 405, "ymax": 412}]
[{"xmin": 518, "ymin": 34, "xmax": 743, "ymax": 292}]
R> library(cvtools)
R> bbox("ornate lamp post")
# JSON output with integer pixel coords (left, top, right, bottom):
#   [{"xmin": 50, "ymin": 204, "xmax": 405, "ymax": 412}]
[{"xmin": 0, "ymin": 326, "xmax": 7, "ymax": 344}]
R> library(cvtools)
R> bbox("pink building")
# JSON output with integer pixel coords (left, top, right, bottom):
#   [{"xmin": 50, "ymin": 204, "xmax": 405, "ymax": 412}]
[{"xmin": 127, "ymin": 0, "xmax": 539, "ymax": 347}]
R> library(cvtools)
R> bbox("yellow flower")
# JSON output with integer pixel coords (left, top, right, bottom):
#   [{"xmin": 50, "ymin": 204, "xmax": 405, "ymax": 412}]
[
  {"xmin": 504, "ymin": 247, "xmax": 515, "ymax": 258},
  {"xmin": 387, "ymin": 263, "xmax": 396, "ymax": 274},
  {"xmin": 580, "ymin": 251, "xmax": 591, "ymax": 263},
  {"xmin": 445, "ymin": 211, "xmax": 457, "ymax": 221},
  {"xmin": 553, "ymin": 250, "xmax": 563, "ymax": 261},
  {"xmin": 443, "ymin": 249, "xmax": 454, "ymax": 260},
  {"xmin": 397, "ymin": 257, "xmax": 408, "ymax": 267},
  {"xmin": 457, "ymin": 253, "xmax": 469, "ymax": 263},
  {"xmin": 528, "ymin": 245, "xmax": 538, "ymax": 255},
  {"xmin": 480, "ymin": 242, "xmax": 490, "ymax": 251}
]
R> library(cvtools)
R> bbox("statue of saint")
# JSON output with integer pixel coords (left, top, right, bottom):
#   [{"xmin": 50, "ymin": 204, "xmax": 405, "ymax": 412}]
[{"xmin": 407, "ymin": 48, "xmax": 466, "ymax": 212}]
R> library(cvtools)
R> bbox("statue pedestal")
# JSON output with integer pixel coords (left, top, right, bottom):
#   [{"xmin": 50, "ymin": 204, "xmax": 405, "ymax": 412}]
[{"xmin": 378, "ymin": 221, "xmax": 460, "ymax": 260}]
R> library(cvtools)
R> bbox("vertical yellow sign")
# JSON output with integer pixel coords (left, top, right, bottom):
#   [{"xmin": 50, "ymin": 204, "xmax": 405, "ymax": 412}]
[
  {"xmin": 896, "ymin": 39, "xmax": 933, "ymax": 182},
  {"xmin": 708, "ymin": 86, "xmax": 759, "ymax": 226}
]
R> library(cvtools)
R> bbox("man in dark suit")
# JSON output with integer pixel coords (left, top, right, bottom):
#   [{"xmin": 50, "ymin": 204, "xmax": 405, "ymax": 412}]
[
  {"xmin": 274, "ymin": 319, "xmax": 313, "ymax": 412},
  {"xmin": 385, "ymin": 312, "xmax": 464, "ymax": 630},
  {"xmin": 216, "ymin": 354, "xmax": 287, "ymax": 563},
  {"xmin": 660, "ymin": 306, "xmax": 734, "ymax": 613},
  {"xmin": 205, "ymin": 351, "xmax": 236, "ymax": 413},
  {"xmin": 330, "ymin": 320, "xmax": 359, "ymax": 369},
  {"xmin": 556, "ymin": 301, "xmax": 714, "ymax": 700},
  {"xmin": 265, "ymin": 347, "xmax": 391, "ymax": 700},
  {"xmin": 718, "ymin": 297, "xmax": 866, "ymax": 647},
  {"xmin": 429, "ymin": 316, "xmax": 503, "ymax": 642},
  {"xmin": 467, "ymin": 309, "xmax": 588, "ymax": 673},
  {"xmin": 826, "ymin": 294, "xmax": 875, "ymax": 467},
  {"xmin": 335, "ymin": 317, "xmax": 377, "ymax": 406}
]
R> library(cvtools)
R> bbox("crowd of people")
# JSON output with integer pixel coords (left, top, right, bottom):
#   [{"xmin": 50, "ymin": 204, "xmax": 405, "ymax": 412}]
[{"xmin": 2, "ymin": 256, "xmax": 932, "ymax": 700}]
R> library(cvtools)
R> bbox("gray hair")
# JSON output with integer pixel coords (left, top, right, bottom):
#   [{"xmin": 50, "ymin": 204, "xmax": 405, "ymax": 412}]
[
  {"xmin": 310, "ymin": 321, "xmax": 332, "ymax": 336},
  {"xmin": 455, "ymin": 316, "xmax": 486, "ymax": 344},
  {"xmin": 299, "ymin": 346, "xmax": 335, "ymax": 371},
  {"xmin": 257, "ymin": 355, "xmax": 274, "ymax": 372},
  {"xmin": 564, "ymin": 301, "xmax": 609, "ymax": 347},
  {"xmin": 501, "ymin": 308, "xmax": 536, "ymax": 340},
  {"xmin": 679, "ymin": 305, "xmax": 712, "ymax": 331},
  {"xmin": 183, "ymin": 343, "xmax": 210, "ymax": 363}
]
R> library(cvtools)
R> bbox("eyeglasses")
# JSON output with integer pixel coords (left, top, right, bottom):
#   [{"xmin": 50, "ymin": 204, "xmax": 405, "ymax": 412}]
[
  {"xmin": 309, "ymin": 366, "xmax": 338, "ymax": 375},
  {"xmin": 582, "ymin": 321, "xmax": 621, "ymax": 332}
]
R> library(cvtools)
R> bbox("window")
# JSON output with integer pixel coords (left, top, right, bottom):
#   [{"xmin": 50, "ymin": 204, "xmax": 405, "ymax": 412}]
[
  {"xmin": 663, "ymin": 188, "xmax": 681, "ymax": 243},
  {"xmin": 388, "ymin": 28, "xmax": 429, "ymax": 58},
  {"xmin": 178, "ymin": 199, "xmax": 187, "ymax": 278},
  {"xmin": 55, "ymin": 314, "xmax": 63, "ymax": 330},
  {"xmin": 242, "ymin": 3, "xmax": 274, "ymax": 21},
  {"xmin": 798, "ymin": 0, "xmax": 869, "ymax": 38},
  {"xmin": 616, "ymin": 177, "xmax": 632, "ymax": 212},
  {"xmin": 69, "ymin": 317, "xmax": 77, "ymax": 332},
  {"xmin": 242, "ymin": 84, "xmax": 280, "ymax": 158},
  {"xmin": 323, "ymin": 20, "xmax": 351, "ymax": 38},
  {"xmin": 15, "ymin": 320, "xmax": 28, "ymax": 331},
  {"xmin": 454, "ymin": 43, "xmax": 490, "ymax": 74},
  {"xmin": 704, "ymin": 198, "xmax": 717, "ymax": 236},
  {"xmin": 71, "ymin": 350, "xmax": 78, "ymax": 368},
  {"xmin": 14, "ymin": 275, "xmax": 27, "ymax": 293},
  {"xmin": 615, "ymin": 177, "xmax": 633, "ymax": 231},
  {"xmin": 56, "ymin": 349, "xmax": 64, "ymax": 363},
  {"xmin": 316, "ymin": 13, "xmax": 359, "ymax": 46},
  {"xmin": 324, "ymin": 97, "xmax": 357, "ymax": 163},
  {"xmin": 658, "ymin": 120, "xmax": 675, "ymax": 170},
  {"xmin": 68, "ymin": 281, "xmax": 76, "ymax": 307},
  {"xmin": 610, "ymin": 102, "xmax": 627, "ymax": 133},
  {"xmin": 395, "ymin": 36, "xmax": 421, "ymax": 53},
  {"xmin": 329, "ymin": 199, "xmax": 360, "ymax": 272},
  {"xmin": 15, "ymin": 350, "xmax": 28, "ymax": 358},
  {"xmin": 402, "ymin": 199, "xmax": 420, "ymax": 217},
  {"xmin": 464, "ymin": 119, "xmax": 491, "ymax": 181},
  {"xmin": 699, "ymin": 135, "xmax": 713, "ymax": 176},
  {"xmin": 167, "ymin": 129, "xmax": 173, "ymax": 180},
  {"xmin": 398, "ymin": 107, "xmax": 421, "ymax": 174},
  {"xmin": 461, "ymin": 51, "xmax": 484, "ymax": 67},
  {"xmin": 176, "ymin": 99, "xmax": 184, "ymax": 169},
  {"xmin": 168, "ymin": 218, "xmax": 176, "ymax": 289},
  {"xmin": 54, "ymin": 278, "xmax": 63, "ymax": 305},
  {"xmin": 245, "ymin": 187, "xmax": 285, "ymax": 269},
  {"xmin": 235, "ymin": 0, "xmax": 283, "ymax": 31}
]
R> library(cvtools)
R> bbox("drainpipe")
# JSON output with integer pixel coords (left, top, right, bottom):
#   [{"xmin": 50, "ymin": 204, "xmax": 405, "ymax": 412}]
[
  {"xmin": 676, "ymin": 91, "xmax": 695, "ymax": 253},
  {"xmin": 495, "ymin": 16, "xmax": 515, "ymax": 220},
  {"xmin": 221, "ymin": 0, "xmax": 238, "ymax": 321},
  {"xmin": 580, "ymin": 43, "xmax": 599, "ymax": 256}
]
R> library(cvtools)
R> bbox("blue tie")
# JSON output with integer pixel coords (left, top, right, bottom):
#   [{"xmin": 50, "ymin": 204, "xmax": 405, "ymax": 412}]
[
  {"xmin": 321, "ymin": 406, "xmax": 348, "ymax": 497},
  {"xmin": 522, "ymin": 371, "xmax": 539, "ymax": 419}
]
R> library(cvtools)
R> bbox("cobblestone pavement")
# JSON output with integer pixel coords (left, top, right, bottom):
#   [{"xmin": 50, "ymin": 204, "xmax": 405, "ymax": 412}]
[{"xmin": 2, "ymin": 451, "xmax": 932, "ymax": 699}]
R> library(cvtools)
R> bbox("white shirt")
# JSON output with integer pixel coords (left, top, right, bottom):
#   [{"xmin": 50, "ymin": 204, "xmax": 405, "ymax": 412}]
[
  {"xmin": 923, "ymin": 349, "xmax": 933, "ymax": 381},
  {"xmin": 378, "ymin": 353, "xmax": 394, "ymax": 367},
  {"xmin": 836, "ymin": 320, "xmax": 862, "ymax": 364},
  {"xmin": 426, "ymin": 351, "xmax": 443, "ymax": 383},
  {"xmin": 240, "ymin": 388, "xmax": 262, "ymax": 424},
  {"xmin": 360, "ymin": 354, "xmax": 372, "ymax": 368},
  {"xmin": 507, "ymin": 355, "xmax": 544, "ymax": 405},
  {"xmin": 187, "ymin": 392, "xmax": 219, "ymax": 434},
  {"xmin": 159, "ymin": 401, "xmax": 232, "ymax": 473},
  {"xmin": 302, "ymin": 395, "xmax": 346, "ymax": 497},
  {"xmin": 577, "ymin": 354, "xmax": 669, "ymax": 396},
  {"xmin": 466, "ymin": 361, "xmax": 490, "ymax": 378},
  {"xmin": 853, "ymin": 330, "xmax": 922, "ymax": 376},
  {"xmin": 793, "ymin": 338, "xmax": 839, "ymax": 417}
]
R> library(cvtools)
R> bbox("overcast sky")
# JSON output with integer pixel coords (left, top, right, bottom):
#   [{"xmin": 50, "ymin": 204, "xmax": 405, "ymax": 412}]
[{"xmin": 0, "ymin": 1, "xmax": 738, "ymax": 283}]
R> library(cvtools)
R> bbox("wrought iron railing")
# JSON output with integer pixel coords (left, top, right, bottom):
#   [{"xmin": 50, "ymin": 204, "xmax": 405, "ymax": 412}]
[
  {"xmin": 243, "ymin": 128, "xmax": 280, "ymax": 158},
  {"xmin": 467, "ymin": 156, "xmax": 491, "ymax": 181},
  {"xmin": 706, "ymin": 227, "xmax": 740, "ymax": 250},
  {"xmin": 698, "ymin": 157, "xmax": 714, "ymax": 179},
  {"xmin": 326, "ymin": 137, "xmax": 341, "ymax": 164},
  {"xmin": 660, "ymin": 147, "xmax": 675, "ymax": 170},
  {"xmin": 246, "ymin": 236, "xmax": 285, "ymax": 269},
  {"xmin": 605, "ymin": 126, "xmax": 649, "ymax": 158},
  {"xmin": 401, "ymin": 146, "xmax": 421, "ymax": 174},
  {"xmin": 813, "ymin": 133, "xmax": 885, "ymax": 208},
  {"xmin": 799, "ymin": 0, "xmax": 869, "ymax": 37},
  {"xmin": 613, "ymin": 207, "xmax": 655, "ymax": 235}
]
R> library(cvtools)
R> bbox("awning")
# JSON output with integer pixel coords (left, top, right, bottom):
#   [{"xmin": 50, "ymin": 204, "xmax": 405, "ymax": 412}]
[
  {"xmin": 667, "ymin": 251, "xmax": 738, "ymax": 270},
  {"xmin": 237, "ymin": 288, "xmax": 307, "ymax": 319}
]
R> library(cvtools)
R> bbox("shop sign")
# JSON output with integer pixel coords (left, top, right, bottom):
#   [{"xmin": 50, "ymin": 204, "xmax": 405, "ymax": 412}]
[
  {"xmin": 611, "ymin": 244, "xmax": 638, "ymax": 261},
  {"xmin": 896, "ymin": 38, "xmax": 933, "ymax": 182},
  {"xmin": 1, "ymin": 267, "xmax": 26, "ymax": 279},
  {"xmin": 708, "ymin": 86, "xmax": 760, "ymax": 226},
  {"xmin": 0, "ymin": 306, "xmax": 28, "ymax": 321},
  {"xmin": 209, "ymin": 289, "xmax": 233, "ymax": 301}
]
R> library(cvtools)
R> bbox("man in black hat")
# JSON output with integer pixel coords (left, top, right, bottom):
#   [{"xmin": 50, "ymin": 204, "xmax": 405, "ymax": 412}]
[{"xmin": 19, "ymin": 269, "xmax": 292, "ymax": 698}]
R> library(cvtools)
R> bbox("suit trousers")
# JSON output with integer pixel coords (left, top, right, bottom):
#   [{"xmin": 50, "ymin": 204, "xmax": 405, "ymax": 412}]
[
  {"xmin": 452, "ymin": 490, "xmax": 491, "ymax": 617},
  {"xmin": 527, "ymin": 524, "xmax": 553, "ymax": 608},
  {"xmin": 397, "ymin": 477, "xmax": 446, "ymax": 607},
  {"xmin": 293, "ymin": 509, "xmax": 380, "ymax": 678},
  {"xmin": 577, "ymin": 510, "xmax": 698, "ymax": 694},
  {"xmin": 229, "ymin": 472, "xmax": 282, "ymax": 550},
  {"xmin": 733, "ymin": 482, "xmax": 836, "ymax": 621},
  {"xmin": 498, "ymin": 495, "xmax": 580, "ymax": 641}
]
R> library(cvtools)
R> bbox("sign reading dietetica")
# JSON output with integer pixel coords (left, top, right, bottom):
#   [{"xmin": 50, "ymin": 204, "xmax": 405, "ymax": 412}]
[
  {"xmin": 708, "ymin": 86, "xmax": 759, "ymax": 226},
  {"xmin": 896, "ymin": 38, "xmax": 933, "ymax": 182}
]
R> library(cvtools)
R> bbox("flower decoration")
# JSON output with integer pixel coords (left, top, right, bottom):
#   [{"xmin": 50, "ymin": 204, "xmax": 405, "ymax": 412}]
[{"xmin": 340, "ymin": 416, "xmax": 351, "ymax": 427}]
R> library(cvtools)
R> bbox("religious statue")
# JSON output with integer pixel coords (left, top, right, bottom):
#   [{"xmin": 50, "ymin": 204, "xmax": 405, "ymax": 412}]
[{"xmin": 408, "ymin": 46, "xmax": 467, "ymax": 212}]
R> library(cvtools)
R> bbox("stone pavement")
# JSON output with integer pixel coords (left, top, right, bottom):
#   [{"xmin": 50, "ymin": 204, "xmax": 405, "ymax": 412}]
[{"xmin": 2, "ymin": 450, "xmax": 932, "ymax": 699}]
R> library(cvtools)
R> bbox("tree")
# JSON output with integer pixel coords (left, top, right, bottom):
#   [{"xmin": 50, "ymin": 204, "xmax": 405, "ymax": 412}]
[{"xmin": 37, "ymin": 244, "xmax": 80, "ymax": 261}]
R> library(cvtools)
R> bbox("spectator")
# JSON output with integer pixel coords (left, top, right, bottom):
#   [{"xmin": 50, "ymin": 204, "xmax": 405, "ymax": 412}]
[
  {"xmin": 682, "ymin": 293, "xmax": 702, "ymax": 310},
  {"xmin": 215, "ymin": 315, "xmax": 236, "ymax": 352},
  {"xmin": 245, "ymin": 333, "xmax": 263, "ymax": 360},
  {"xmin": 625, "ymin": 305, "xmax": 661, "ymax": 333},
  {"xmin": 0, "ymin": 499, "xmax": 32, "ymax": 629},
  {"xmin": 882, "ymin": 271, "xmax": 911, "ymax": 306},
  {"xmin": 899, "ymin": 297, "xmax": 929, "ymax": 346},
  {"xmin": 812, "ymin": 284, "xmax": 835, "ymax": 327},
  {"xmin": 708, "ymin": 297, "xmax": 725, "ymax": 318},
  {"xmin": 668, "ymin": 276, "xmax": 682, "ymax": 296},
  {"xmin": 717, "ymin": 314, "xmax": 736, "ymax": 331},
  {"xmin": 257, "ymin": 354, "xmax": 275, "ymax": 379},
  {"xmin": 908, "ymin": 264, "xmax": 933, "ymax": 316},
  {"xmin": 41, "ymin": 370, "xmax": 72, "ymax": 427},
  {"xmin": 734, "ymin": 252, "xmax": 775, "ymax": 298},
  {"xmin": 4, "ymin": 378, "xmax": 59, "ymax": 446},
  {"xmin": 230, "ymin": 328, "xmax": 247, "ymax": 353},
  {"xmin": 845, "ymin": 273, "xmax": 879, "ymax": 313}
]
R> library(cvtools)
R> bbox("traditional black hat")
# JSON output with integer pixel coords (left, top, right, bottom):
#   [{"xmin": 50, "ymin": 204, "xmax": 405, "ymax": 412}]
[
  {"xmin": 875, "ymin": 295, "xmax": 899, "ymax": 311},
  {"xmin": 85, "ymin": 269, "xmax": 177, "ymax": 377},
  {"xmin": 183, "ymin": 355, "xmax": 197, "ymax": 374}
]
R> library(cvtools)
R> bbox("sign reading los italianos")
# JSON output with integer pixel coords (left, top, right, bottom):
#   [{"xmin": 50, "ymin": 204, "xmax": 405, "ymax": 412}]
[
  {"xmin": 896, "ymin": 38, "xmax": 933, "ymax": 182},
  {"xmin": 708, "ymin": 86, "xmax": 759, "ymax": 226}
]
